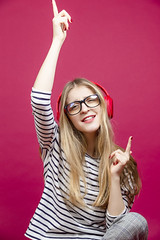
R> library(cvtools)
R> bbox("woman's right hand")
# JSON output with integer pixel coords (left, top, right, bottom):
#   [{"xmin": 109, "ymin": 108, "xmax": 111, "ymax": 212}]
[{"xmin": 52, "ymin": 0, "xmax": 72, "ymax": 43}]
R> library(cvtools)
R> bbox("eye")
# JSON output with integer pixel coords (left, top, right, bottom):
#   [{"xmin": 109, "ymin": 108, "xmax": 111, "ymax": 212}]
[
  {"xmin": 86, "ymin": 95, "xmax": 98, "ymax": 102},
  {"xmin": 85, "ymin": 95, "xmax": 100, "ymax": 107},
  {"xmin": 68, "ymin": 102, "xmax": 79, "ymax": 112}
]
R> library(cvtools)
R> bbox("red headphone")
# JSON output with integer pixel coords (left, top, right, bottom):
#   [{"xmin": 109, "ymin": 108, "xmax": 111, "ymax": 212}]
[{"xmin": 56, "ymin": 82, "xmax": 113, "ymax": 121}]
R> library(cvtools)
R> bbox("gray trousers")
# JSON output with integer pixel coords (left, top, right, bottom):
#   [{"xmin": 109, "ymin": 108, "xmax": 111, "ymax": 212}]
[{"xmin": 102, "ymin": 212, "xmax": 148, "ymax": 240}]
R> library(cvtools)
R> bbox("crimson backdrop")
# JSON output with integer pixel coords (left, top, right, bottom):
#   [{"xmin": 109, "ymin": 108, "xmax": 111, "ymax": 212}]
[{"xmin": 0, "ymin": 0, "xmax": 160, "ymax": 239}]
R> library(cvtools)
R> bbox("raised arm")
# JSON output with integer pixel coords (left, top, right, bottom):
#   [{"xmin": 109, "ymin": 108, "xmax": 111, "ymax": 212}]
[{"xmin": 33, "ymin": 0, "xmax": 72, "ymax": 92}]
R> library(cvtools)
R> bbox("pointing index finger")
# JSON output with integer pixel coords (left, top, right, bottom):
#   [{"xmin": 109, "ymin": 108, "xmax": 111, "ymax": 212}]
[
  {"xmin": 125, "ymin": 136, "xmax": 133, "ymax": 155},
  {"xmin": 52, "ymin": 0, "xmax": 58, "ymax": 17}
]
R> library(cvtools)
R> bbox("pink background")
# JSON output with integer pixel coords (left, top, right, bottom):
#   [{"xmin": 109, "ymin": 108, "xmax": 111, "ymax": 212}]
[{"xmin": 0, "ymin": 0, "xmax": 160, "ymax": 239}]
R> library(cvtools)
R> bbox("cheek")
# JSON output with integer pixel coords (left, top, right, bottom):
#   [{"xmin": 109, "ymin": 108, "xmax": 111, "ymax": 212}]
[{"xmin": 96, "ymin": 106, "xmax": 102, "ymax": 119}]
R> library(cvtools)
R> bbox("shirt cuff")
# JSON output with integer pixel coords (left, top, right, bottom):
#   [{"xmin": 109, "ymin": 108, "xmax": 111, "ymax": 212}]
[
  {"xmin": 107, "ymin": 206, "xmax": 127, "ymax": 218},
  {"xmin": 32, "ymin": 87, "xmax": 52, "ymax": 94}
]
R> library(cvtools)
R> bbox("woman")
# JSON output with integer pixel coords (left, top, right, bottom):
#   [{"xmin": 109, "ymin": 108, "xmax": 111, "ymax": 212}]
[{"xmin": 25, "ymin": 1, "xmax": 148, "ymax": 239}]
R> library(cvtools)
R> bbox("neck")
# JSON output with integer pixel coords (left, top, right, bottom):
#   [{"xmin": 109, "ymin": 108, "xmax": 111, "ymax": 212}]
[{"xmin": 84, "ymin": 132, "xmax": 97, "ymax": 157}]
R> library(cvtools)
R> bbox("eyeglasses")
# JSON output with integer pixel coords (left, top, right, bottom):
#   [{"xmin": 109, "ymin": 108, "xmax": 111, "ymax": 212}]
[{"xmin": 65, "ymin": 94, "xmax": 101, "ymax": 116}]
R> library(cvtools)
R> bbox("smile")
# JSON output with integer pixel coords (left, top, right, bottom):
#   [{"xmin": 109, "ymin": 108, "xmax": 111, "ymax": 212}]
[{"xmin": 82, "ymin": 115, "xmax": 96, "ymax": 122}]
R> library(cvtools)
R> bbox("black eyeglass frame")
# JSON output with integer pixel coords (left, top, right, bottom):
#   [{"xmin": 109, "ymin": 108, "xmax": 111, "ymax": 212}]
[{"xmin": 64, "ymin": 94, "xmax": 101, "ymax": 116}]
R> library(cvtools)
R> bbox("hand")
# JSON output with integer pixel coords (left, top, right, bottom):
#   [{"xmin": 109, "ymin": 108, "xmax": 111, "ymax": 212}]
[
  {"xmin": 110, "ymin": 136, "xmax": 133, "ymax": 178},
  {"xmin": 52, "ymin": 0, "xmax": 72, "ymax": 42}
]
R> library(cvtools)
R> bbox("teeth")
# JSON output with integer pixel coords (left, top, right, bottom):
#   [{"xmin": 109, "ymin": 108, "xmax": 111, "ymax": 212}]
[{"xmin": 84, "ymin": 116, "xmax": 94, "ymax": 121}]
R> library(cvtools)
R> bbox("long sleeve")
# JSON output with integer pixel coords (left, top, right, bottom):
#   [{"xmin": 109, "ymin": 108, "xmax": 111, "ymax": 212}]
[{"xmin": 31, "ymin": 88, "xmax": 58, "ymax": 162}]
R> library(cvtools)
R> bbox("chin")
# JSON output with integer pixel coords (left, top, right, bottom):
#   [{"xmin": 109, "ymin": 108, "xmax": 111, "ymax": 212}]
[{"xmin": 82, "ymin": 125, "xmax": 100, "ymax": 135}]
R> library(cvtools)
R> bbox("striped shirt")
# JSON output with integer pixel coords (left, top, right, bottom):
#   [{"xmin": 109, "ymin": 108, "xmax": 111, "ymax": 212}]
[{"xmin": 25, "ymin": 89, "xmax": 133, "ymax": 240}]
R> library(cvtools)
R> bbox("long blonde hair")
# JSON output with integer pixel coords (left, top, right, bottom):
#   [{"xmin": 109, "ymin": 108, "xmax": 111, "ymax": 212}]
[{"xmin": 59, "ymin": 78, "xmax": 141, "ymax": 208}]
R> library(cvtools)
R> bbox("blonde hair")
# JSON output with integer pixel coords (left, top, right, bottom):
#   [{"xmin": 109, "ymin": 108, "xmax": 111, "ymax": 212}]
[{"xmin": 59, "ymin": 78, "xmax": 141, "ymax": 208}]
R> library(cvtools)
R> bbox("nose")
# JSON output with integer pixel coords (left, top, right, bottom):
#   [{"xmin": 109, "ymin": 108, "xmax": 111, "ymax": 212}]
[{"xmin": 80, "ymin": 102, "xmax": 89, "ymax": 113}]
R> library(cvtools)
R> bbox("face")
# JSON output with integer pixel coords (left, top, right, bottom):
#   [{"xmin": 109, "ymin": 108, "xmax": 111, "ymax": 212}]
[{"xmin": 66, "ymin": 85, "xmax": 101, "ymax": 138}]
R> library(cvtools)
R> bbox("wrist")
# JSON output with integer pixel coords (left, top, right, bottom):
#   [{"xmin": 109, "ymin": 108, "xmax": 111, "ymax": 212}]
[
  {"xmin": 52, "ymin": 36, "xmax": 65, "ymax": 46},
  {"xmin": 111, "ymin": 174, "xmax": 121, "ymax": 183}
]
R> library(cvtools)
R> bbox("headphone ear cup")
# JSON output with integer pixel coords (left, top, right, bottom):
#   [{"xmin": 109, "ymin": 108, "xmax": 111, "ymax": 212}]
[
  {"xmin": 94, "ymin": 82, "xmax": 113, "ymax": 119},
  {"xmin": 104, "ymin": 95, "xmax": 113, "ymax": 119}
]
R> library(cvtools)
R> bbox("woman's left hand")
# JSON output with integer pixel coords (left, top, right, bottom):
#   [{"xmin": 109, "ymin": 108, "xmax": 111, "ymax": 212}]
[{"xmin": 110, "ymin": 136, "xmax": 133, "ymax": 177}]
